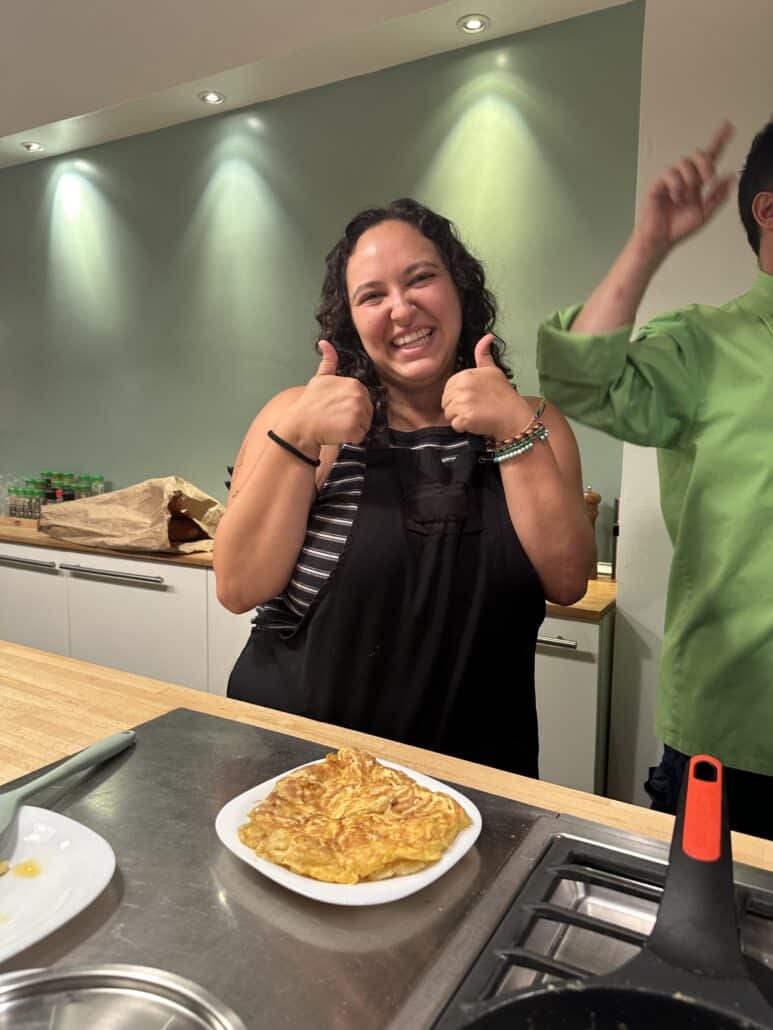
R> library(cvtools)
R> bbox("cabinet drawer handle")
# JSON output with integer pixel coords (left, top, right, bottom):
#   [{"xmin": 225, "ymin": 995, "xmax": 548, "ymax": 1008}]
[
  {"xmin": 59, "ymin": 563, "xmax": 165, "ymax": 585},
  {"xmin": 0, "ymin": 554, "xmax": 58, "ymax": 570},
  {"xmin": 537, "ymin": 635, "xmax": 578, "ymax": 650}
]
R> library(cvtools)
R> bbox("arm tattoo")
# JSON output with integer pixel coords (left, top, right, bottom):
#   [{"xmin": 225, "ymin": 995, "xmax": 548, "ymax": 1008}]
[{"xmin": 233, "ymin": 441, "xmax": 247, "ymax": 473}]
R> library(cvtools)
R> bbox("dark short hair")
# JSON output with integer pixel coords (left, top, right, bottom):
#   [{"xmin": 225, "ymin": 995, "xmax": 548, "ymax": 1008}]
[
  {"xmin": 738, "ymin": 121, "xmax": 773, "ymax": 255},
  {"xmin": 315, "ymin": 198, "xmax": 512, "ymax": 431}
]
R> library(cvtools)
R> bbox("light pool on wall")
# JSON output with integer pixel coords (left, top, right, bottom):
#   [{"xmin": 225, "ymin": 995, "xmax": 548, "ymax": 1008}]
[
  {"xmin": 46, "ymin": 160, "xmax": 135, "ymax": 343},
  {"xmin": 412, "ymin": 64, "xmax": 580, "ymax": 236},
  {"xmin": 174, "ymin": 119, "xmax": 306, "ymax": 358},
  {"xmin": 409, "ymin": 61, "xmax": 596, "ymax": 392}
]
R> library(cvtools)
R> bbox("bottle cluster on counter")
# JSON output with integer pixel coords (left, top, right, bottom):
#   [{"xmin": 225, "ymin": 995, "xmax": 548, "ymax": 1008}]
[{"xmin": 4, "ymin": 472, "xmax": 106, "ymax": 518}]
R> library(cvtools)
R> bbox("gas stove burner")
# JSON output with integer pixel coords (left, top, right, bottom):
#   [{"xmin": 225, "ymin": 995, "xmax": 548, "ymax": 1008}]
[{"xmin": 432, "ymin": 834, "xmax": 773, "ymax": 1029}]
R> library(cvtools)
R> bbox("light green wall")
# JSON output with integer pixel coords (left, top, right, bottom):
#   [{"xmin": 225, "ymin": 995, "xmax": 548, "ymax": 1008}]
[{"xmin": 0, "ymin": 2, "xmax": 643, "ymax": 558}]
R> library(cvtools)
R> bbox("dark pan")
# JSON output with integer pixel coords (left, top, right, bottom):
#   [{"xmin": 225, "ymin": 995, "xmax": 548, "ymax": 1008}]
[{"xmin": 463, "ymin": 755, "xmax": 773, "ymax": 1029}]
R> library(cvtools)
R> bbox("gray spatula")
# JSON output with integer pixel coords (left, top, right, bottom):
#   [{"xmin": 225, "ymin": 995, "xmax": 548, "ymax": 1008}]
[{"xmin": 0, "ymin": 729, "xmax": 135, "ymax": 857}]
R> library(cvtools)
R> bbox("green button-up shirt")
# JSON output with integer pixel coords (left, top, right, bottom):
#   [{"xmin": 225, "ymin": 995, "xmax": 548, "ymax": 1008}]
[{"xmin": 537, "ymin": 271, "xmax": 773, "ymax": 775}]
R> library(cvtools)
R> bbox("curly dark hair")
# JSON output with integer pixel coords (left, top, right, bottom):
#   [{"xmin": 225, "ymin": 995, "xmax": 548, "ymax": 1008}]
[
  {"xmin": 315, "ymin": 198, "xmax": 512, "ymax": 431},
  {"xmin": 739, "ymin": 120, "xmax": 773, "ymax": 255}
]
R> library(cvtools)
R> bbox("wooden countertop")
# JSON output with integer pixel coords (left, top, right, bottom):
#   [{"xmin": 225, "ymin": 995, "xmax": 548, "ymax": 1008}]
[
  {"xmin": 0, "ymin": 521, "xmax": 213, "ymax": 568},
  {"xmin": 547, "ymin": 576, "xmax": 615, "ymax": 621},
  {"xmin": 0, "ymin": 524, "xmax": 616, "ymax": 621},
  {"xmin": 2, "ymin": 640, "xmax": 770, "ymax": 872}
]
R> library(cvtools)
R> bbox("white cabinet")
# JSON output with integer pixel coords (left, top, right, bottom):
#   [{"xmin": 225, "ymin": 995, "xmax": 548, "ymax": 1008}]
[
  {"xmin": 64, "ymin": 553, "xmax": 208, "ymax": 691},
  {"xmin": 0, "ymin": 542, "xmax": 209, "ymax": 692},
  {"xmin": 206, "ymin": 571, "xmax": 253, "ymax": 696},
  {"xmin": 0, "ymin": 543, "xmax": 71, "ymax": 656},
  {"xmin": 535, "ymin": 611, "xmax": 614, "ymax": 794}
]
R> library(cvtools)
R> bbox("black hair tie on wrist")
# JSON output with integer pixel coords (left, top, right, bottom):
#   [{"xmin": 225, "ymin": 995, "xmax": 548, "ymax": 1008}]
[{"xmin": 267, "ymin": 429, "xmax": 321, "ymax": 468}]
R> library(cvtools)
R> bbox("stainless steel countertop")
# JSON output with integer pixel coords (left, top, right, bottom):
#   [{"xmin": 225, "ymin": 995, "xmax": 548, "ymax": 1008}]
[{"xmin": 0, "ymin": 708, "xmax": 558, "ymax": 1029}]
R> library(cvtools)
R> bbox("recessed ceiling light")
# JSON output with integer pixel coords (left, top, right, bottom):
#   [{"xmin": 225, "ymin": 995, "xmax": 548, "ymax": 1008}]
[
  {"xmin": 457, "ymin": 13, "xmax": 491, "ymax": 33},
  {"xmin": 198, "ymin": 90, "xmax": 226, "ymax": 105},
  {"xmin": 22, "ymin": 141, "xmax": 44, "ymax": 152}
]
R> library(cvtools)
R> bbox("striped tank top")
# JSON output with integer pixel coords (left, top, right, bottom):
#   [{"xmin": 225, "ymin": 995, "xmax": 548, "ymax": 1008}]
[{"xmin": 253, "ymin": 429, "xmax": 472, "ymax": 632}]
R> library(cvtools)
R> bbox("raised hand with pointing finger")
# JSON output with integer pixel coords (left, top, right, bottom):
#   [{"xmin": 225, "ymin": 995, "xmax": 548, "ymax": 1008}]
[
  {"xmin": 570, "ymin": 120, "xmax": 738, "ymax": 335},
  {"xmin": 634, "ymin": 121, "xmax": 736, "ymax": 258}
]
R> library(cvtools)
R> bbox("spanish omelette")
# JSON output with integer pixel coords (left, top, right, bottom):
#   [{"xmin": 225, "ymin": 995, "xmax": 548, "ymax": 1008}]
[{"xmin": 237, "ymin": 748, "xmax": 472, "ymax": 884}]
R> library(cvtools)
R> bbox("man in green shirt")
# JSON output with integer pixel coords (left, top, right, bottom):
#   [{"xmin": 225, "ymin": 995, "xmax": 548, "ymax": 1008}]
[{"xmin": 537, "ymin": 120, "xmax": 773, "ymax": 840}]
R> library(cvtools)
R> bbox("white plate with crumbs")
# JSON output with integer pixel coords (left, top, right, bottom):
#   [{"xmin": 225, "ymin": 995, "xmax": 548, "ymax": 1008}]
[
  {"xmin": 0, "ymin": 805, "xmax": 115, "ymax": 962},
  {"xmin": 215, "ymin": 758, "xmax": 482, "ymax": 906}
]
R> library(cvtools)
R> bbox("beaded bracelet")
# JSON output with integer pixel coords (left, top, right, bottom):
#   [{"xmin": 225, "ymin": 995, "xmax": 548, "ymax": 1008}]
[
  {"xmin": 495, "ymin": 398, "xmax": 546, "ymax": 445},
  {"xmin": 481, "ymin": 398, "xmax": 549, "ymax": 464},
  {"xmin": 489, "ymin": 421, "xmax": 549, "ymax": 463}
]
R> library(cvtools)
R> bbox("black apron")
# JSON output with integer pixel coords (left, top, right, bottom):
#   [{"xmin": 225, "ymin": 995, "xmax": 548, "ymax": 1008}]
[{"xmin": 228, "ymin": 427, "xmax": 546, "ymax": 776}]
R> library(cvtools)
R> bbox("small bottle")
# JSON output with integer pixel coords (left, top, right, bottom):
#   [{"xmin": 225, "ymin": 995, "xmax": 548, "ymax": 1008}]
[
  {"xmin": 91, "ymin": 475, "xmax": 105, "ymax": 496},
  {"xmin": 583, "ymin": 486, "xmax": 601, "ymax": 580},
  {"xmin": 8, "ymin": 488, "xmax": 17, "ymax": 517}
]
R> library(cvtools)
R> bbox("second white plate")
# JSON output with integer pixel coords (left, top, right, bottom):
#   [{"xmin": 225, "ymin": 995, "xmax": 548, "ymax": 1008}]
[
  {"xmin": 0, "ymin": 805, "xmax": 116, "ymax": 962},
  {"xmin": 215, "ymin": 757, "xmax": 482, "ymax": 906}
]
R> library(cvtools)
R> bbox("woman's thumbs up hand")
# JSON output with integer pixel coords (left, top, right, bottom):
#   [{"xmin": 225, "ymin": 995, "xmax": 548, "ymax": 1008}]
[
  {"xmin": 441, "ymin": 334, "xmax": 534, "ymax": 439},
  {"xmin": 283, "ymin": 340, "xmax": 373, "ymax": 446}
]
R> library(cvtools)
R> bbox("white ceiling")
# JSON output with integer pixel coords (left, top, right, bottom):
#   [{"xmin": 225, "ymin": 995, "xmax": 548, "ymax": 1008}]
[{"xmin": 1, "ymin": 0, "xmax": 626, "ymax": 171}]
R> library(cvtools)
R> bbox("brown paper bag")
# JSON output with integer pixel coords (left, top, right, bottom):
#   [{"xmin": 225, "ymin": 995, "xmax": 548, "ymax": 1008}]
[{"xmin": 39, "ymin": 476, "xmax": 225, "ymax": 554}]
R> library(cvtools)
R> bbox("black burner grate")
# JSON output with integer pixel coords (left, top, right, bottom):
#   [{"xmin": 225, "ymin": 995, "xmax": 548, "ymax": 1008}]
[{"xmin": 431, "ymin": 835, "xmax": 773, "ymax": 1029}]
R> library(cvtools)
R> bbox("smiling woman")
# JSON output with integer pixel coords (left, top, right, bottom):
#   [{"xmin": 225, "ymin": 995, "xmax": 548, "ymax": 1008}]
[
  {"xmin": 348, "ymin": 224, "xmax": 465, "ymax": 415},
  {"xmin": 316, "ymin": 199, "xmax": 508, "ymax": 434},
  {"xmin": 213, "ymin": 198, "xmax": 595, "ymax": 778}
]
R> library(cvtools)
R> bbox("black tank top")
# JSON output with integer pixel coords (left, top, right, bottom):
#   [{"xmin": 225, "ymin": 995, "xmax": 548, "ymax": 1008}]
[{"xmin": 228, "ymin": 426, "xmax": 546, "ymax": 776}]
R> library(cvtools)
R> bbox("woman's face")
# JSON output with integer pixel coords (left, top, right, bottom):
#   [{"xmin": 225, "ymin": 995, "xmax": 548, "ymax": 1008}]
[{"xmin": 345, "ymin": 220, "xmax": 463, "ymax": 390}]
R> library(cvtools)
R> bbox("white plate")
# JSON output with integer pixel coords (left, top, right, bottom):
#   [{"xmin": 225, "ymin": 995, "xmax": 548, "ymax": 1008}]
[
  {"xmin": 0, "ymin": 806, "xmax": 116, "ymax": 962},
  {"xmin": 215, "ymin": 757, "xmax": 482, "ymax": 906}
]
